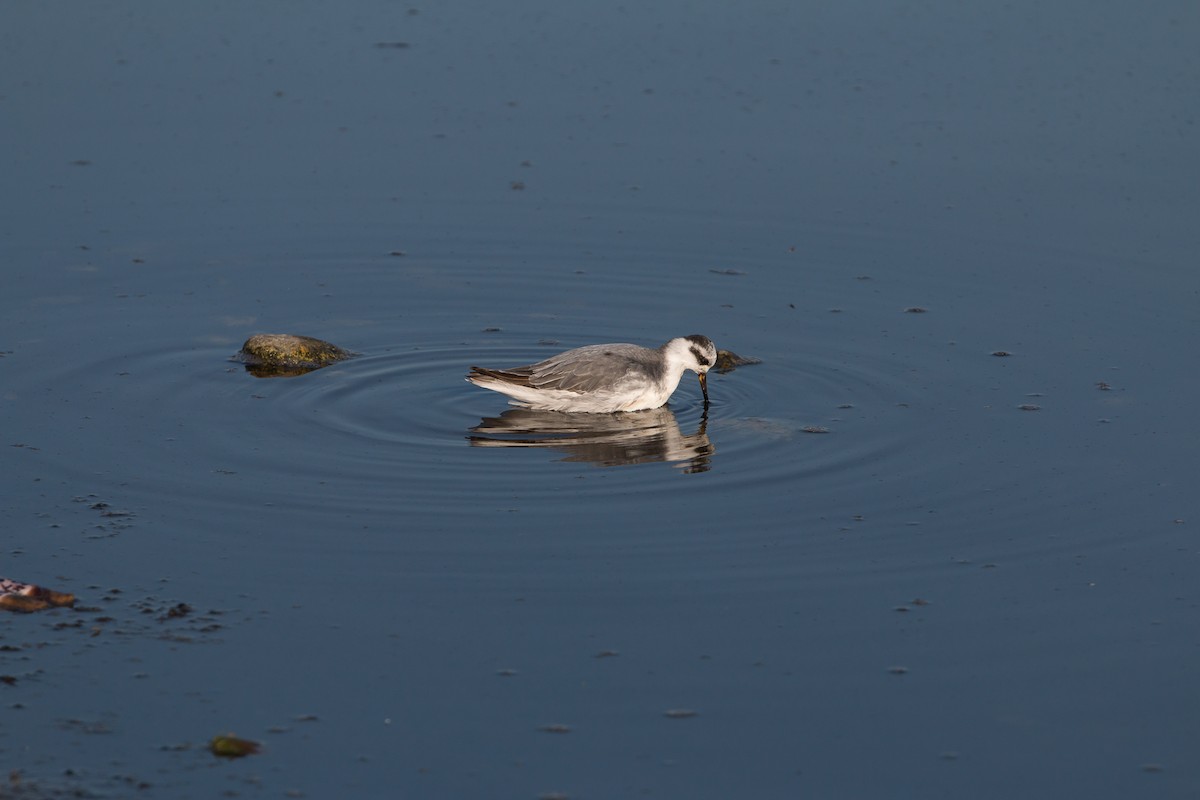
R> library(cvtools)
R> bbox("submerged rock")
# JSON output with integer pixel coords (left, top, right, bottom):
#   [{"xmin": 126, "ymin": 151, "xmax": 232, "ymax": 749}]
[
  {"xmin": 210, "ymin": 734, "xmax": 261, "ymax": 758},
  {"xmin": 237, "ymin": 333, "xmax": 354, "ymax": 377},
  {"xmin": 715, "ymin": 349, "xmax": 762, "ymax": 373}
]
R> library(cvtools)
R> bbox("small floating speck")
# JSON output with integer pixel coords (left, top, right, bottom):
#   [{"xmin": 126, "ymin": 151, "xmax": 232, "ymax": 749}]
[
  {"xmin": 388, "ymin": 250, "xmax": 407, "ymax": 257},
  {"xmin": 1141, "ymin": 763, "xmax": 1164, "ymax": 773},
  {"xmin": 663, "ymin": 709, "xmax": 698, "ymax": 719},
  {"xmin": 510, "ymin": 180, "xmax": 526, "ymax": 191},
  {"xmin": 991, "ymin": 350, "xmax": 1012, "ymax": 357},
  {"xmin": 374, "ymin": 41, "xmax": 411, "ymax": 49},
  {"xmin": 538, "ymin": 793, "xmax": 570, "ymax": 800},
  {"xmin": 887, "ymin": 665, "xmax": 909, "ymax": 675},
  {"xmin": 903, "ymin": 306, "xmax": 928, "ymax": 313},
  {"xmin": 801, "ymin": 426, "xmax": 830, "ymax": 434},
  {"xmin": 593, "ymin": 650, "xmax": 619, "ymax": 659},
  {"xmin": 1017, "ymin": 404, "xmax": 1041, "ymax": 411},
  {"xmin": 481, "ymin": 327, "xmax": 502, "ymax": 333},
  {"xmin": 539, "ymin": 724, "xmax": 571, "ymax": 733},
  {"xmin": 709, "ymin": 268, "xmax": 745, "ymax": 276},
  {"xmin": 1095, "ymin": 381, "xmax": 1112, "ymax": 390},
  {"xmin": 496, "ymin": 668, "xmax": 517, "ymax": 677}
]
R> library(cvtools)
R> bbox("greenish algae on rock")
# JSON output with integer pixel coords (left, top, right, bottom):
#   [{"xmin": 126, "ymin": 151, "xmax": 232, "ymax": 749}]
[
  {"xmin": 237, "ymin": 333, "xmax": 355, "ymax": 377},
  {"xmin": 714, "ymin": 349, "xmax": 761, "ymax": 373}
]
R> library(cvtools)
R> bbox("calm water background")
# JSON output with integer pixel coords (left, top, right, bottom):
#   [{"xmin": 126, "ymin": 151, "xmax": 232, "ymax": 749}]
[{"xmin": 2, "ymin": 2, "xmax": 1198, "ymax": 797}]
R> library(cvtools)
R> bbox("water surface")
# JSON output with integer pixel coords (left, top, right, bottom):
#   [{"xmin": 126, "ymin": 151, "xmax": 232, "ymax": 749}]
[{"xmin": 2, "ymin": 2, "xmax": 1198, "ymax": 798}]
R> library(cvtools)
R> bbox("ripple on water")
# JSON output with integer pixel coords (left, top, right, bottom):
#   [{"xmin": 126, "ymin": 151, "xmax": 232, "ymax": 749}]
[
  {"xmin": 27, "ymin": 334, "xmax": 920, "ymax": 514},
  {"xmin": 7, "ymin": 233, "xmax": 1151, "ymax": 580}
]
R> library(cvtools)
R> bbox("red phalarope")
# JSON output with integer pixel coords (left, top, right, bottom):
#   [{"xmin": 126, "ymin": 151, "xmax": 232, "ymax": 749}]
[{"xmin": 467, "ymin": 335, "xmax": 717, "ymax": 412}]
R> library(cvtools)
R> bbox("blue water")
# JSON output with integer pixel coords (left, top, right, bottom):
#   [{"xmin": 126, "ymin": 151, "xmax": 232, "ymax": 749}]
[{"xmin": 2, "ymin": 2, "xmax": 1198, "ymax": 798}]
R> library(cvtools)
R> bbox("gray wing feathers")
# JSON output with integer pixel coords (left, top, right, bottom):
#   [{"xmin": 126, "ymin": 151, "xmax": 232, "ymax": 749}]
[{"xmin": 481, "ymin": 343, "xmax": 660, "ymax": 394}]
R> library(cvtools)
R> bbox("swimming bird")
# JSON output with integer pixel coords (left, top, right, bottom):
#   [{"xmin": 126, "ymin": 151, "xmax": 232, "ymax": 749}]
[{"xmin": 467, "ymin": 335, "xmax": 717, "ymax": 412}]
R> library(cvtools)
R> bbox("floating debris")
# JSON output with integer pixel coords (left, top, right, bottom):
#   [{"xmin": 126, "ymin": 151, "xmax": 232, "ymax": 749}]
[
  {"xmin": 662, "ymin": 708, "xmax": 698, "ymax": 719},
  {"xmin": 801, "ymin": 425, "xmax": 830, "ymax": 434},
  {"xmin": 991, "ymin": 350, "xmax": 1012, "ymax": 357},
  {"xmin": 1017, "ymin": 404, "xmax": 1041, "ymax": 411},
  {"xmin": 162, "ymin": 602, "xmax": 191, "ymax": 620},
  {"xmin": 0, "ymin": 577, "xmax": 75, "ymax": 612},
  {"xmin": 210, "ymin": 734, "xmax": 261, "ymax": 758},
  {"xmin": 237, "ymin": 333, "xmax": 355, "ymax": 377},
  {"xmin": 538, "ymin": 724, "xmax": 571, "ymax": 734},
  {"xmin": 903, "ymin": 306, "xmax": 928, "ymax": 313},
  {"xmin": 1095, "ymin": 381, "xmax": 1112, "ymax": 391},
  {"xmin": 887, "ymin": 665, "xmax": 909, "ymax": 675},
  {"xmin": 709, "ymin": 268, "xmax": 745, "ymax": 276}
]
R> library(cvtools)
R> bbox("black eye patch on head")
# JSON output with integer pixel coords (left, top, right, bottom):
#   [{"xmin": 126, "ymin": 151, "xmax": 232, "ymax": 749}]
[{"xmin": 689, "ymin": 346, "xmax": 712, "ymax": 367}]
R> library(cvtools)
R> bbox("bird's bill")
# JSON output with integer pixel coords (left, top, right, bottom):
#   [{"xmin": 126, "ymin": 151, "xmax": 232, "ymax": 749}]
[{"xmin": 698, "ymin": 371, "xmax": 709, "ymax": 403}]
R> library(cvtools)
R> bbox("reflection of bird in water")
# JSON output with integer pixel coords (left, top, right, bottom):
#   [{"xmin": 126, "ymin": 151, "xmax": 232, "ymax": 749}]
[
  {"xmin": 468, "ymin": 406, "xmax": 714, "ymax": 472},
  {"xmin": 467, "ymin": 335, "xmax": 716, "ymax": 412}
]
